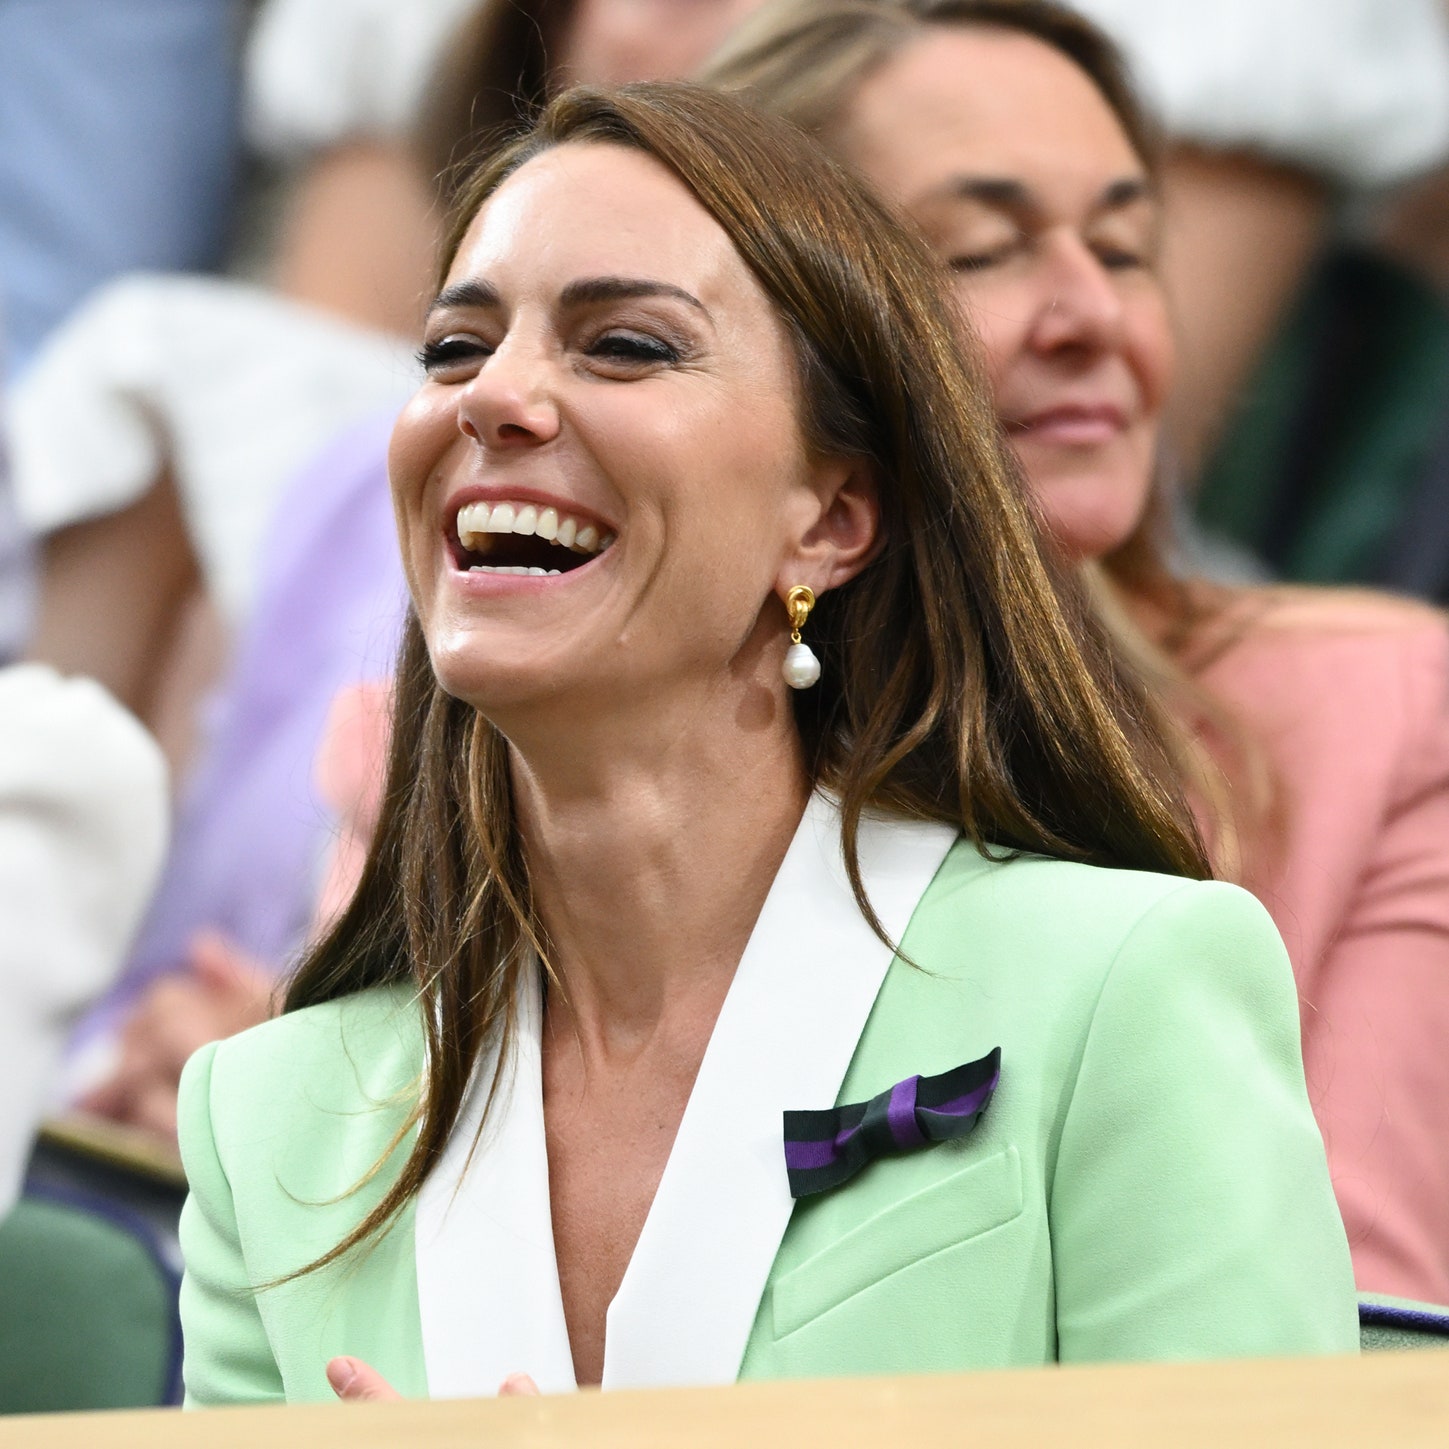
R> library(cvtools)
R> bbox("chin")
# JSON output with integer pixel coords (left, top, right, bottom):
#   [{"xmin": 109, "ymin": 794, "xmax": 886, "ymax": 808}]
[
  {"xmin": 1027, "ymin": 463, "xmax": 1151, "ymax": 565},
  {"xmin": 426, "ymin": 632, "xmax": 570, "ymax": 717}
]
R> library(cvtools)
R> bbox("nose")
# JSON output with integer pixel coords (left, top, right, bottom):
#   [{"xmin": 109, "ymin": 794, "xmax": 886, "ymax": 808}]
[
  {"xmin": 1026, "ymin": 231, "xmax": 1127, "ymax": 357},
  {"xmin": 456, "ymin": 339, "xmax": 561, "ymax": 450}
]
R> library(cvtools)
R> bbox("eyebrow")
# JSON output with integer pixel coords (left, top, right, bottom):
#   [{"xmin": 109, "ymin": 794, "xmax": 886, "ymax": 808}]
[
  {"xmin": 428, "ymin": 278, "xmax": 499, "ymax": 315},
  {"xmin": 426, "ymin": 275, "xmax": 710, "ymax": 318},
  {"xmin": 936, "ymin": 175, "xmax": 1154, "ymax": 217},
  {"xmin": 560, "ymin": 276, "xmax": 710, "ymax": 317}
]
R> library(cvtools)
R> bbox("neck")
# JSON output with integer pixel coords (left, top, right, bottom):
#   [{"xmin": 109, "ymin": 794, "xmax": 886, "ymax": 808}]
[{"xmin": 504, "ymin": 659, "xmax": 811, "ymax": 1061}]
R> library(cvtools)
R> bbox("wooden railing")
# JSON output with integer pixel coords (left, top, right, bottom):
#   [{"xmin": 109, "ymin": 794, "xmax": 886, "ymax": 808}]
[{"xmin": 6, "ymin": 1352, "xmax": 1449, "ymax": 1447}]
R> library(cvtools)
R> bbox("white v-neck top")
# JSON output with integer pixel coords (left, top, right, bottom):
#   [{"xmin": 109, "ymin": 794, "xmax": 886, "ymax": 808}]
[{"xmin": 413, "ymin": 794, "xmax": 957, "ymax": 1395}]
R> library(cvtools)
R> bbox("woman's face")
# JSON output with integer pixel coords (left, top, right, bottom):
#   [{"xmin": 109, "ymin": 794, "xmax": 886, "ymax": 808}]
[
  {"xmin": 836, "ymin": 26, "xmax": 1173, "ymax": 561},
  {"xmin": 554, "ymin": 0, "xmax": 767, "ymax": 88},
  {"xmin": 389, "ymin": 142, "xmax": 865, "ymax": 718}
]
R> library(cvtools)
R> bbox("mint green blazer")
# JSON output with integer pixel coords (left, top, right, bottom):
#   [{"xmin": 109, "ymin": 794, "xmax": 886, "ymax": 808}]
[{"xmin": 178, "ymin": 828, "xmax": 1359, "ymax": 1405}]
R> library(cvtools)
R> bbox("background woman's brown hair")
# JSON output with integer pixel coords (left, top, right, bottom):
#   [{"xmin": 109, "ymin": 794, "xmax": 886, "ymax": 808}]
[{"xmin": 283, "ymin": 80, "xmax": 1208, "ymax": 1275}]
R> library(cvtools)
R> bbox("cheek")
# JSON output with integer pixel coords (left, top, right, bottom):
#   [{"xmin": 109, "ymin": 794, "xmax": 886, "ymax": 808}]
[
  {"xmin": 386, "ymin": 393, "xmax": 455, "ymax": 579},
  {"xmin": 1124, "ymin": 289, "xmax": 1176, "ymax": 417},
  {"xmin": 387, "ymin": 393, "xmax": 445, "ymax": 508},
  {"xmin": 949, "ymin": 276, "xmax": 1031, "ymax": 395}
]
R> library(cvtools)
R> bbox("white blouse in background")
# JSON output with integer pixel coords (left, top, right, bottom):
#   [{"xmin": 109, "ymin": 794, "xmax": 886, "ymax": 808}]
[
  {"xmin": 1074, "ymin": 0, "xmax": 1449, "ymax": 186},
  {"xmin": 0, "ymin": 666, "xmax": 168, "ymax": 1216},
  {"xmin": 244, "ymin": 0, "xmax": 484, "ymax": 163}
]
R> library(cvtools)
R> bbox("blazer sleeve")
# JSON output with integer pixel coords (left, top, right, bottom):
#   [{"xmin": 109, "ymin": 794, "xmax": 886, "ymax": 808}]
[
  {"xmin": 1049, "ymin": 879, "xmax": 1360, "ymax": 1362},
  {"xmin": 1300, "ymin": 622, "xmax": 1449, "ymax": 1303},
  {"xmin": 177, "ymin": 1039, "xmax": 286, "ymax": 1407}
]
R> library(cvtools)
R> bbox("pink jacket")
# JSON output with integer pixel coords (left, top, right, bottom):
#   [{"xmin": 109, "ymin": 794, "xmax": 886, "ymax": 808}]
[{"xmin": 1197, "ymin": 588, "xmax": 1449, "ymax": 1303}]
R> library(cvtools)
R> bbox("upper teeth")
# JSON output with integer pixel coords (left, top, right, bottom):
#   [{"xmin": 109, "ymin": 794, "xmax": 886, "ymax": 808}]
[{"xmin": 456, "ymin": 500, "xmax": 613, "ymax": 556}]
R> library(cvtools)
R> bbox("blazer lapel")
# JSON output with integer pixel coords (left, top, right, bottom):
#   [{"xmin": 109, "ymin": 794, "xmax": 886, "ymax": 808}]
[
  {"xmin": 601, "ymin": 794, "xmax": 957, "ymax": 1388},
  {"xmin": 414, "ymin": 794, "xmax": 957, "ymax": 1396},
  {"xmin": 414, "ymin": 969, "xmax": 578, "ymax": 1397}
]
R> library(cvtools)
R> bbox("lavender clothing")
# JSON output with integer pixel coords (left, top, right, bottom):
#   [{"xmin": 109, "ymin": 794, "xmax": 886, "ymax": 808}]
[{"xmin": 71, "ymin": 411, "xmax": 406, "ymax": 1053}]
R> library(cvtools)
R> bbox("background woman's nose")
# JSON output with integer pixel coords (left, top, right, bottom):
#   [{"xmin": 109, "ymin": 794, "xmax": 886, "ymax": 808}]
[{"xmin": 1027, "ymin": 234, "xmax": 1127, "ymax": 355}]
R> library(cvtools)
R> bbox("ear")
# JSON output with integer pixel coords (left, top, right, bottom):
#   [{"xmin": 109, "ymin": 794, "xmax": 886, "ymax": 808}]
[{"xmin": 774, "ymin": 456, "xmax": 882, "ymax": 600}]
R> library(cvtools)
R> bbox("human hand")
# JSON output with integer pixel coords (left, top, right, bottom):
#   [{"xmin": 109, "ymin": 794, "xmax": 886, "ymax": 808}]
[
  {"xmin": 78, "ymin": 930, "xmax": 276, "ymax": 1138},
  {"xmin": 326, "ymin": 1357, "xmax": 540, "ymax": 1401}
]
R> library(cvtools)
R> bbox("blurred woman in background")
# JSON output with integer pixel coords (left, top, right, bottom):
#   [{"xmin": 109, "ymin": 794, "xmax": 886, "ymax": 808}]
[{"xmin": 704, "ymin": 0, "xmax": 1449, "ymax": 1303}]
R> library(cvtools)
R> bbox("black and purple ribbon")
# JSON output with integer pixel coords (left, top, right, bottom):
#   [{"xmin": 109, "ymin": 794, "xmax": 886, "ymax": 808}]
[{"xmin": 783, "ymin": 1048, "xmax": 1001, "ymax": 1198}]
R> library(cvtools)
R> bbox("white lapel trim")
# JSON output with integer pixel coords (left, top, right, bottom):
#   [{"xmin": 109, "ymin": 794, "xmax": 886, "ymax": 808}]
[
  {"xmin": 414, "ymin": 794, "xmax": 958, "ymax": 1396},
  {"xmin": 415, "ymin": 968, "xmax": 578, "ymax": 1397},
  {"xmin": 601, "ymin": 794, "xmax": 957, "ymax": 1388}
]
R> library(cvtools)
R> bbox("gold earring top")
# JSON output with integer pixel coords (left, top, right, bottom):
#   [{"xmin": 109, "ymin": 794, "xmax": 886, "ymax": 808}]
[{"xmin": 785, "ymin": 585, "xmax": 816, "ymax": 638}]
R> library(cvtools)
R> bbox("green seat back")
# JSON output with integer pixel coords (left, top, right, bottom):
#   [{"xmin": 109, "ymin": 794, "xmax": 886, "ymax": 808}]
[{"xmin": 0, "ymin": 1193, "xmax": 180, "ymax": 1413}]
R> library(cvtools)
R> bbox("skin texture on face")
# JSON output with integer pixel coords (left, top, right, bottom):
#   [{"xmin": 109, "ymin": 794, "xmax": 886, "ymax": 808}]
[
  {"xmin": 835, "ymin": 25, "xmax": 1174, "ymax": 562},
  {"xmin": 555, "ymin": 0, "xmax": 769, "ymax": 88},
  {"xmin": 389, "ymin": 142, "xmax": 871, "ymax": 730}
]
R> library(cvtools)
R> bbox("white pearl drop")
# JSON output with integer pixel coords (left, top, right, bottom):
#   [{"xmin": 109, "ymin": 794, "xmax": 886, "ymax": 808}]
[{"xmin": 782, "ymin": 641, "xmax": 821, "ymax": 690}]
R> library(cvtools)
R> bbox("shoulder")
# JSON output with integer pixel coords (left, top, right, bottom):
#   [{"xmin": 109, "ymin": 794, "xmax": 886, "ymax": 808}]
[
  {"xmin": 0, "ymin": 665, "xmax": 168, "ymax": 936},
  {"xmin": 912, "ymin": 844, "xmax": 1290, "ymax": 1020},
  {"xmin": 1199, "ymin": 585, "xmax": 1449, "ymax": 749},
  {"xmin": 1204, "ymin": 584, "xmax": 1449, "ymax": 670},
  {"xmin": 181, "ymin": 983, "xmax": 423, "ymax": 1163},
  {"xmin": 0, "ymin": 664, "xmax": 167, "ymax": 810},
  {"xmin": 922, "ymin": 839, "xmax": 1266, "ymax": 944}
]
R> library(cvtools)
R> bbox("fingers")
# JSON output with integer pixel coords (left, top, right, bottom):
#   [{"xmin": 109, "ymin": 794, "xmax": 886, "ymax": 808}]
[
  {"xmin": 326, "ymin": 1356, "xmax": 402, "ymax": 1402},
  {"xmin": 324, "ymin": 1357, "xmax": 539, "ymax": 1402}
]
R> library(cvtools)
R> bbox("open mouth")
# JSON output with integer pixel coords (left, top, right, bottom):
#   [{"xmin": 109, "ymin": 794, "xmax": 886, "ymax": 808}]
[{"xmin": 451, "ymin": 499, "xmax": 616, "ymax": 576}]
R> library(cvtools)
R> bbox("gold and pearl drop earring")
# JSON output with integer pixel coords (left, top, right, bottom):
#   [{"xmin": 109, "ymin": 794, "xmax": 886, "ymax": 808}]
[{"xmin": 782, "ymin": 585, "xmax": 821, "ymax": 689}]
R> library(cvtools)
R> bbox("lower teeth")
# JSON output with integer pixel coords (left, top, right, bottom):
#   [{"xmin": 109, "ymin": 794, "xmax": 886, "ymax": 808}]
[{"xmin": 468, "ymin": 565, "xmax": 562, "ymax": 576}]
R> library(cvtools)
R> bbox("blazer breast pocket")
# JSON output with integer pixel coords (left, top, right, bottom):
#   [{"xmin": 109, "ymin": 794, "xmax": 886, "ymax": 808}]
[{"xmin": 770, "ymin": 1145, "xmax": 1024, "ymax": 1340}]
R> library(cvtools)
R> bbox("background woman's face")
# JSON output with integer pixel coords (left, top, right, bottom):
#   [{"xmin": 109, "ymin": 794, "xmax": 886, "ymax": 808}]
[
  {"xmin": 836, "ymin": 26, "xmax": 1174, "ymax": 562},
  {"xmin": 555, "ymin": 0, "xmax": 768, "ymax": 87},
  {"xmin": 389, "ymin": 143, "xmax": 836, "ymax": 718}
]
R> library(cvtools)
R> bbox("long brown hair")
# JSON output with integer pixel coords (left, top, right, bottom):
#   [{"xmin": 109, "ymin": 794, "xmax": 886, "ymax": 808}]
[
  {"xmin": 284, "ymin": 81, "xmax": 1208, "ymax": 1274},
  {"xmin": 703, "ymin": 0, "xmax": 1267, "ymax": 880}
]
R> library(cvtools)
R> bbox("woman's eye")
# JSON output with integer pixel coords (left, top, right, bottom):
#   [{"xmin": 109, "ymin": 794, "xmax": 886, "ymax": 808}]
[
  {"xmin": 947, "ymin": 251, "xmax": 1005, "ymax": 274},
  {"xmin": 1095, "ymin": 246, "xmax": 1148, "ymax": 271},
  {"xmin": 943, "ymin": 236, "xmax": 1020, "ymax": 274},
  {"xmin": 588, "ymin": 331, "xmax": 680, "ymax": 366},
  {"xmin": 417, "ymin": 335, "xmax": 490, "ymax": 375}
]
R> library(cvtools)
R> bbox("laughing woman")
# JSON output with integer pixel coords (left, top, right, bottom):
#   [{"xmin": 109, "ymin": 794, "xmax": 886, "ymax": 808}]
[{"xmin": 177, "ymin": 83, "xmax": 1357, "ymax": 1405}]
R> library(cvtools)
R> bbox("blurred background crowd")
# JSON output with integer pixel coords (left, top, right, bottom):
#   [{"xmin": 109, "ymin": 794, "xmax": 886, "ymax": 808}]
[{"xmin": 7, "ymin": 0, "xmax": 1449, "ymax": 1413}]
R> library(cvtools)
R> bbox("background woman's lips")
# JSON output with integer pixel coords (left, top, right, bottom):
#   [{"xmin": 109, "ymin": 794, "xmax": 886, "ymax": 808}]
[{"xmin": 1009, "ymin": 405, "xmax": 1128, "ymax": 447}]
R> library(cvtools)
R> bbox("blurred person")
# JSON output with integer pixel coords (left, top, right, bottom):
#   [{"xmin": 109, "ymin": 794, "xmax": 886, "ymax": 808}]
[
  {"xmin": 1067, "ymin": 0, "xmax": 1449, "ymax": 481},
  {"xmin": 1068, "ymin": 0, "xmax": 1449, "ymax": 592},
  {"xmin": 0, "ymin": 664, "xmax": 167, "ymax": 1215},
  {"xmin": 0, "ymin": 0, "xmax": 244, "ymax": 677},
  {"xmin": 64, "ymin": 0, "xmax": 771, "ymax": 1139},
  {"xmin": 179, "ymin": 84, "xmax": 1356, "ymax": 1404},
  {"xmin": 0, "ymin": 0, "xmax": 243, "ymax": 383},
  {"xmin": 705, "ymin": 0, "xmax": 1449, "ymax": 1303}
]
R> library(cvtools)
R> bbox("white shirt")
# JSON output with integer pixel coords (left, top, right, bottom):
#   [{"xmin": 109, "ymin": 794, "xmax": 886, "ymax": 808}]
[
  {"xmin": 1075, "ymin": 0, "xmax": 1449, "ymax": 186},
  {"xmin": 0, "ymin": 666, "xmax": 168, "ymax": 1214},
  {"xmin": 414, "ymin": 794, "xmax": 958, "ymax": 1394},
  {"xmin": 5, "ymin": 275, "xmax": 417, "ymax": 624},
  {"xmin": 244, "ymin": 0, "xmax": 483, "ymax": 162}
]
